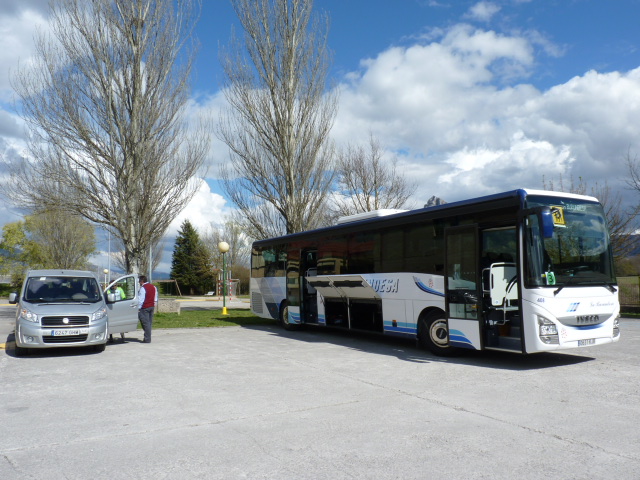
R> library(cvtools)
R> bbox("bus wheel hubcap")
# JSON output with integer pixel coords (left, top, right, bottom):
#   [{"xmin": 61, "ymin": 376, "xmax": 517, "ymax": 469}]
[{"xmin": 430, "ymin": 319, "xmax": 449, "ymax": 347}]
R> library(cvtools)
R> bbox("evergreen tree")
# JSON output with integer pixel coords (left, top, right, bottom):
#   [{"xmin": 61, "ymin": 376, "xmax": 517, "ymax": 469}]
[{"xmin": 171, "ymin": 220, "xmax": 207, "ymax": 295}]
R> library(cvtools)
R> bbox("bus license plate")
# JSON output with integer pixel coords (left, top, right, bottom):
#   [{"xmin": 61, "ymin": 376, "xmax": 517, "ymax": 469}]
[
  {"xmin": 51, "ymin": 329, "xmax": 88, "ymax": 336},
  {"xmin": 578, "ymin": 338, "xmax": 595, "ymax": 346}
]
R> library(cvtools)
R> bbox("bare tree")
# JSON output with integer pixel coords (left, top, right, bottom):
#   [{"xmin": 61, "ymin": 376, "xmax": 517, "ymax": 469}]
[
  {"xmin": 25, "ymin": 209, "xmax": 96, "ymax": 269},
  {"xmin": 110, "ymin": 236, "xmax": 165, "ymax": 275},
  {"xmin": 0, "ymin": 209, "xmax": 95, "ymax": 276},
  {"xmin": 8, "ymin": 0, "xmax": 208, "ymax": 274},
  {"xmin": 202, "ymin": 219, "xmax": 252, "ymax": 276},
  {"xmin": 332, "ymin": 134, "xmax": 417, "ymax": 217},
  {"xmin": 218, "ymin": 0, "xmax": 338, "ymax": 240},
  {"xmin": 543, "ymin": 174, "xmax": 639, "ymax": 261}
]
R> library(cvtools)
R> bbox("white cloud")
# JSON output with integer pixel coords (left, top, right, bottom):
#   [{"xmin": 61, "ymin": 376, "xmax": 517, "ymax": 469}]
[
  {"xmin": 0, "ymin": 8, "xmax": 49, "ymax": 99},
  {"xmin": 167, "ymin": 178, "xmax": 230, "ymax": 237},
  {"xmin": 0, "ymin": 109, "xmax": 26, "ymax": 139},
  {"xmin": 465, "ymin": 2, "xmax": 501, "ymax": 22},
  {"xmin": 333, "ymin": 25, "xmax": 640, "ymax": 208},
  {"xmin": 0, "ymin": 0, "xmax": 49, "ymax": 16}
]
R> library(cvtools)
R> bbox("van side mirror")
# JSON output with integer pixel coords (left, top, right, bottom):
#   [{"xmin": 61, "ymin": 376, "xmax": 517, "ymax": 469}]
[
  {"xmin": 106, "ymin": 292, "xmax": 116, "ymax": 304},
  {"xmin": 8, "ymin": 292, "xmax": 17, "ymax": 304}
]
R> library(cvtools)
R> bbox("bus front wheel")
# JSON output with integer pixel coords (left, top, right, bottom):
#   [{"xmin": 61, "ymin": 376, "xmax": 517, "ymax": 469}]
[
  {"xmin": 418, "ymin": 311, "xmax": 458, "ymax": 356},
  {"xmin": 279, "ymin": 303, "xmax": 299, "ymax": 331}
]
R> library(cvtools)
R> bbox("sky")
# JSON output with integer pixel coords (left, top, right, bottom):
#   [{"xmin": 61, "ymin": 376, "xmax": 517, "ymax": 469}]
[{"xmin": 1, "ymin": 0, "xmax": 640, "ymax": 275}]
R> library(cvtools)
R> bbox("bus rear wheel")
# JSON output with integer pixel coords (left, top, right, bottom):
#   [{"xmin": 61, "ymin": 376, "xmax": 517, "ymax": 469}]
[{"xmin": 418, "ymin": 311, "xmax": 458, "ymax": 356}]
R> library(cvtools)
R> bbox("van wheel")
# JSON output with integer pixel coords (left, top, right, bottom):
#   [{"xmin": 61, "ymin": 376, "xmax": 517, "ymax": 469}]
[
  {"xmin": 418, "ymin": 311, "xmax": 459, "ymax": 356},
  {"xmin": 279, "ymin": 303, "xmax": 299, "ymax": 331},
  {"xmin": 14, "ymin": 345, "xmax": 30, "ymax": 357}
]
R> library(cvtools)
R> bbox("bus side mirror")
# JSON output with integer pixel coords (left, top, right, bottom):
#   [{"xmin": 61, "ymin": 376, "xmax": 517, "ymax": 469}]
[{"xmin": 540, "ymin": 207, "xmax": 554, "ymax": 239}]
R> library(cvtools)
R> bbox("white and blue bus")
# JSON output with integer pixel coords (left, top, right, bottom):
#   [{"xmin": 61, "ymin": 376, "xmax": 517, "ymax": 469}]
[{"xmin": 250, "ymin": 189, "xmax": 620, "ymax": 355}]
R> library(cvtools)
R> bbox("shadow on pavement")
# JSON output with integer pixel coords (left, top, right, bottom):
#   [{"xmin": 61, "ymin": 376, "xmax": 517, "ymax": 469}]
[{"xmin": 241, "ymin": 324, "xmax": 595, "ymax": 371}]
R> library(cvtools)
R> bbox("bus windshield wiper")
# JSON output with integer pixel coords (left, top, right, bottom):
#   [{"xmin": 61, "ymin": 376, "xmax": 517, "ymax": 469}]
[
  {"xmin": 554, "ymin": 279, "xmax": 617, "ymax": 295},
  {"xmin": 554, "ymin": 275, "xmax": 577, "ymax": 296},
  {"xmin": 583, "ymin": 282, "xmax": 617, "ymax": 293}
]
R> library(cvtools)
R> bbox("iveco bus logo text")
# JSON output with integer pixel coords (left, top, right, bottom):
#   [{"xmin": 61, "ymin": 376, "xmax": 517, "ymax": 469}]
[{"xmin": 576, "ymin": 315, "xmax": 600, "ymax": 324}]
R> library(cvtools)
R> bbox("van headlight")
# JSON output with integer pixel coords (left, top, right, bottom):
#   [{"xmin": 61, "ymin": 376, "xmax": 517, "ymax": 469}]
[
  {"xmin": 91, "ymin": 307, "xmax": 107, "ymax": 323},
  {"xmin": 18, "ymin": 307, "xmax": 39, "ymax": 323},
  {"xmin": 538, "ymin": 315, "xmax": 559, "ymax": 344},
  {"xmin": 613, "ymin": 316, "xmax": 620, "ymax": 337}
]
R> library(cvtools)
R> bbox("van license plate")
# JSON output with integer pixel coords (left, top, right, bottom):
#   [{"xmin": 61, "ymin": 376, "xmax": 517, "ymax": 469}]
[
  {"xmin": 51, "ymin": 329, "xmax": 88, "ymax": 336},
  {"xmin": 578, "ymin": 338, "xmax": 595, "ymax": 346}
]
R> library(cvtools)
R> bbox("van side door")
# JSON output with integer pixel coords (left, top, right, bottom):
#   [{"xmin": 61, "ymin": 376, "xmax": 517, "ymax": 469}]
[{"xmin": 105, "ymin": 274, "xmax": 139, "ymax": 335}]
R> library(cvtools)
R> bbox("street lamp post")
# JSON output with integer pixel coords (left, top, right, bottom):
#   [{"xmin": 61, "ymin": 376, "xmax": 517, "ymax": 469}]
[
  {"xmin": 103, "ymin": 268, "xmax": 109, "ymax": 289},
  {"xmin": 218, "ymin": 241, "xmax": 230, "ymax": 316}
]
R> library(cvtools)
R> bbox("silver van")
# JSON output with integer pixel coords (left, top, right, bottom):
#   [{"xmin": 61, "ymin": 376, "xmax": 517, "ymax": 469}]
[{"xmin": 9, "ymin": 270, "xmax": 139, "ymax": 356}]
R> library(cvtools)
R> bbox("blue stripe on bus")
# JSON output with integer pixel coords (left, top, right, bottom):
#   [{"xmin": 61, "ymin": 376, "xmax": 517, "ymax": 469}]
[
  {"xmin": 413, "ymin": 276, "xmax": 445, "ymax": 297},
  {"xmin": 571, "ymin": 323, "xmax": 606, "ymax": 330},
  {"xmin": 383, "ymin": 326, "xmax": 417, "ymax": 334},
  {"xmin": 449, "ymin": 329, "xmax": 475, "ymax": 349}
]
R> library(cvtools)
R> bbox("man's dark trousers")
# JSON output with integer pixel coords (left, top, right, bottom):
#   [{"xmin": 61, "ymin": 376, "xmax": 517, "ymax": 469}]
[{"xmin": 138, "ymin": 307, "xmax": 154, "ymax": 343}]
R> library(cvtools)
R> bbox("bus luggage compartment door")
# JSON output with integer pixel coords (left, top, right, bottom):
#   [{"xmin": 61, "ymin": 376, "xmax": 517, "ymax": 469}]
[{"xmin": 307, "ymin": 275, "xmax": 382, "ymax": 331}]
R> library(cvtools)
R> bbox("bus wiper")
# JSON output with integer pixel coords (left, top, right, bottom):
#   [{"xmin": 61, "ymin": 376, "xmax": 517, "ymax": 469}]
[
  {"xmin": 553, "ymin": 286, "xmax": 564, "ymax": 296},
  {"xmin": 592, "ymin": 282, "xmax": 617, "ymax": 293},
  {"xmin": 555, "ymin": 280, "xmax": 617, "ymax": 295},
  {"xmin": 554, "ymin": 274, "xmax": 577, "ymax": 296}
]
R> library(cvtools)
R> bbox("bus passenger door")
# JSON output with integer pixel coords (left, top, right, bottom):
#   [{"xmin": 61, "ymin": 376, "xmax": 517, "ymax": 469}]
[
  {"xmin": 300, "ymin": 249, "xmax": 318, "ymax": 324},
  {"xmin": 444, "ymin": 226, "xmax": 482, "ymax": 350},
  {"xmin": 480, "ymin": 227, "xmax": 523, "ymax": 352}
]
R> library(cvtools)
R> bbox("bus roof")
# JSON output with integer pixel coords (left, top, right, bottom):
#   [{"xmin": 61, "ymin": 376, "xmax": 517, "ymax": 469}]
[{"xmin": 252, "ymin": 188, "xmax": 600, "ymax": 246}]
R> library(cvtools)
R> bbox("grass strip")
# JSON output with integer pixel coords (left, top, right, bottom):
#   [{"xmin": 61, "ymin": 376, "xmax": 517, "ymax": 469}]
[{"xmin": 153, "ymin": 308, "xmax": 277, "ymax": 329}]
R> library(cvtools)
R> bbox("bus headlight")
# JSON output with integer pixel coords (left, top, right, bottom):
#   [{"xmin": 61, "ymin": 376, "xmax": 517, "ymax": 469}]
[
  {"xmin": 613, "ymin": 316, "xmax": 620, "ymax": 337},
  {"xmin": 538, "ymin": 315, "xmax": 559, "ymax": 344}
]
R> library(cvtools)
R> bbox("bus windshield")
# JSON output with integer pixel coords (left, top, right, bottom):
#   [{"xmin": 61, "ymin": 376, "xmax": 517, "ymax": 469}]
[{"xmin": 524, "ymin": 195, "xmax": 616, "ymax": 289}]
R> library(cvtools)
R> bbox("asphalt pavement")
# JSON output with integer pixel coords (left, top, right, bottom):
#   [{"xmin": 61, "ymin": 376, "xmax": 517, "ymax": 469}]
[{"xmin": 1, "ymin": 301, "xmax": 639, "ymax": 479}]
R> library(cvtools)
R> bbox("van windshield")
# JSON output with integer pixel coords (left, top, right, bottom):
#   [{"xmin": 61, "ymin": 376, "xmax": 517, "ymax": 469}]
[{"xmin": 24, "ymin": 276, "xmax": 102, "ymax": 303}]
